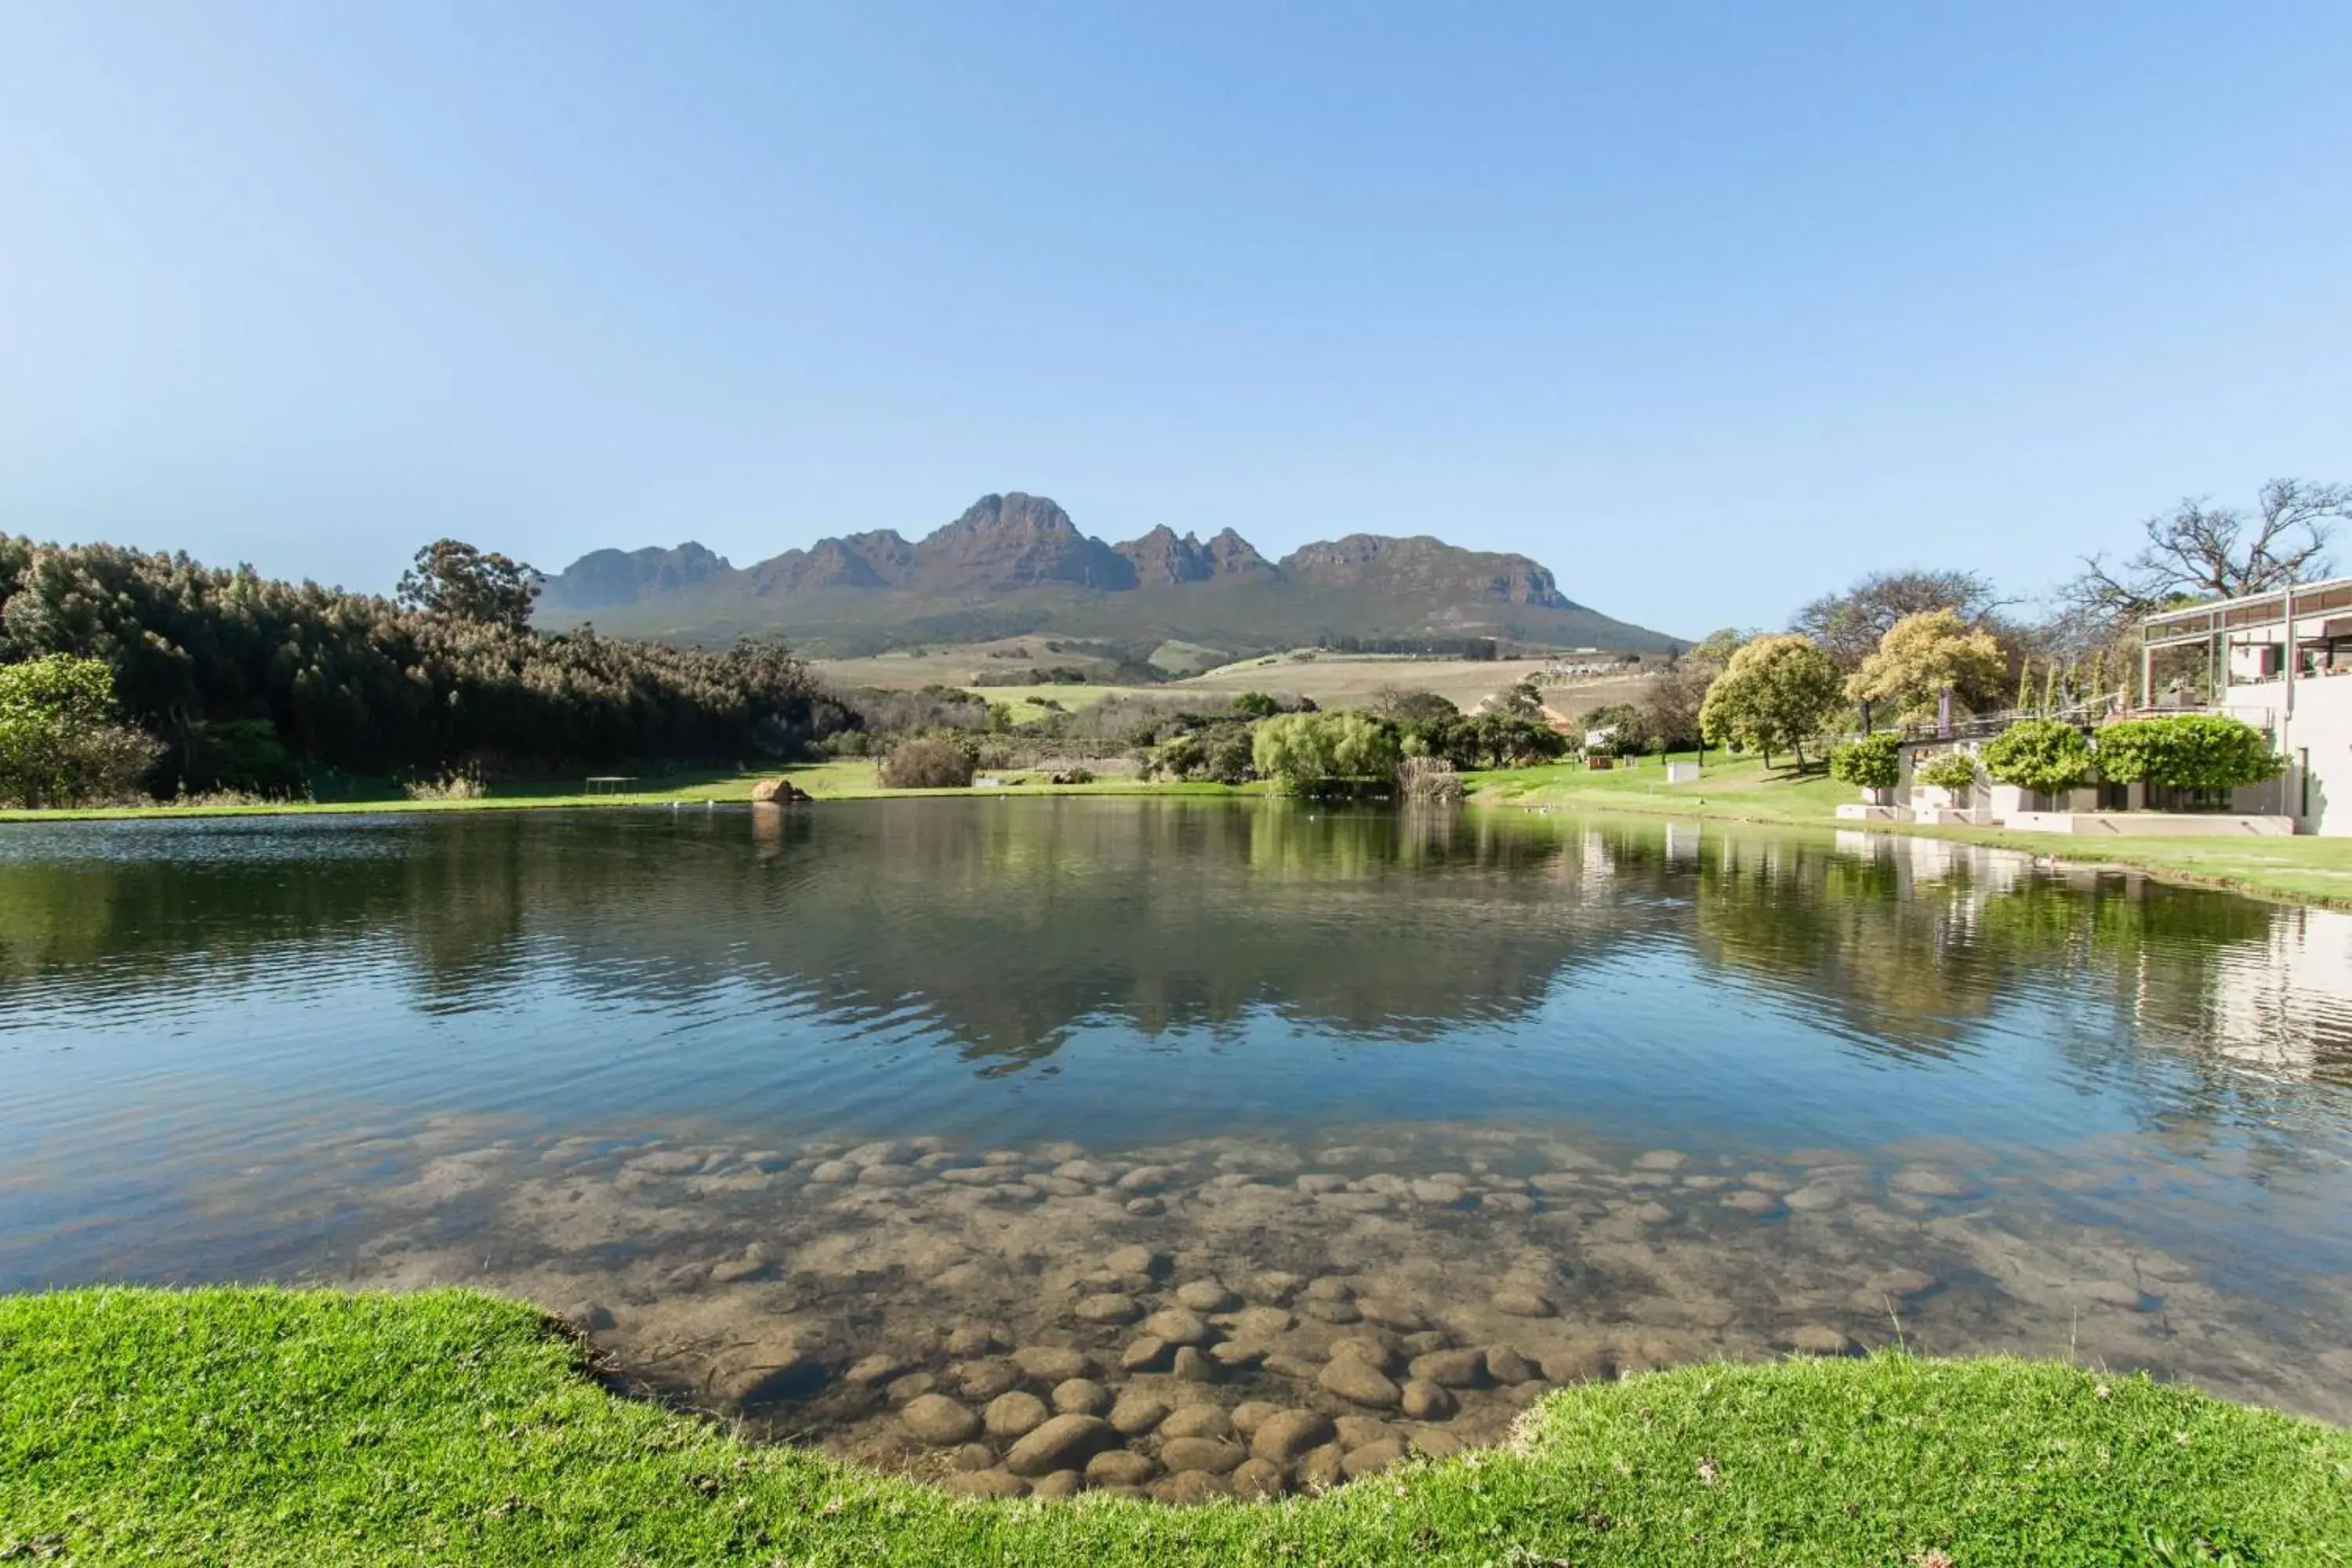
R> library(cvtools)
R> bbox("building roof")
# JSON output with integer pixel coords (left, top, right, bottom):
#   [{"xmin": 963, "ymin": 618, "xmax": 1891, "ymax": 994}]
[{"xmin": 2140, "ymin": 575, "xmax": 2352, "ymax": 648}]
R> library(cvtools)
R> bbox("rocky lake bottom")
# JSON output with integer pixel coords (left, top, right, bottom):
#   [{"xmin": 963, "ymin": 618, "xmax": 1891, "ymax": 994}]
[{"xmin": 263, "ymin": 1115, "xmax": 2352, "ymax": 1505}]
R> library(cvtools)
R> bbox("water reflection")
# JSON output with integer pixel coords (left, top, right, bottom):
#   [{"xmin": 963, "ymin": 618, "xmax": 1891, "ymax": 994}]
[{"xmin": 3, "ymin": 800, "xmax": 2352, "ymax": 1479}]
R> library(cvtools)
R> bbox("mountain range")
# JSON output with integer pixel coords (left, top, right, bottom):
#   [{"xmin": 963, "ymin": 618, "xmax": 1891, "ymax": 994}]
[{"xmin": 534, "ymin": 492, "xmax": 1675, "ymax": 658}]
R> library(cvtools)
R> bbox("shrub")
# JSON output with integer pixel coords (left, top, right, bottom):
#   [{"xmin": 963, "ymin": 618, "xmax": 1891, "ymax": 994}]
[
  {"xmin": 1828, "ymin": 732, "xmax": 1901, "ymax": 790},
  {"xmin": 1980, "ymin": 720, "xmax": 2094, "ymax": 796},
  {"xmin": 1915, "ymin": 750, "xmax": 1980, "ymax": 792},
  {"xmin": 1398, "ymin": 754, "xmax": 1463, "ymax": 804},
  {"xmin": 1202, "ymin": 724, "xmax": 1256, "ymax": 785},
  {"xmin": 1232, "ymin": 691, "xmax": 1279, "ymax": 719},
  {"xmin": 2095, "ymin": 714, "xmax": 2282, "ymax": 793},
  {"xmin": 401, "ymin": 770, "xmax": 487, "ymax": 801},
  {"xmin": 1156, "ymin": 732, "xmax": 1206, "ymax": 778},
  {"xmin": 184, "ymin": 717, "xmax": 307, "ymax": 797},
  {"xmin": 1250, "ymin": 711, "xmax": 1400, "ymax": 794},
  {"xmin": 0, "ymin": 655, "xmax": 163, "ymax": 808},
  {"xmin": 880, "ymin": 736, "xmax": 975, "ymax": 789}
]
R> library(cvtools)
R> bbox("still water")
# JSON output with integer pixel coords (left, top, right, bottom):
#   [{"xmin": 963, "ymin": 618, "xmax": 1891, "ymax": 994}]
[{"xmin": 5, "ymin": 800, "xmax": 2350, "ymax": 1492}]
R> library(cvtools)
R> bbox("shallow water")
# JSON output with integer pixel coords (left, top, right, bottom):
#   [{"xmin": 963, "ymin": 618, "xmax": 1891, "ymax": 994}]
[{"xmin": 5, "ymin": 800, "xmax": 2350, "ymax": 1497}]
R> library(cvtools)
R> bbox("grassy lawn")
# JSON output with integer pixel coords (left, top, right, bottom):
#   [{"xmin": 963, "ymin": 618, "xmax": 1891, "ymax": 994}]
[
  {"xmin": 3, "ymin": 1288, "xmax": 2343, "ymax": 1566},
  {"xmin": 1467, "ymin": 751, "xmax": 1853, "ymax": 825},
  {"xmin": 1468, "ymin": 753, "xmax": 2352, "ymax": 910}
]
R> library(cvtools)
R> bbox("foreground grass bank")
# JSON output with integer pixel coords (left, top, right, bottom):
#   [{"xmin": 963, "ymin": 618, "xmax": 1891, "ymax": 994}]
[
  {"xmin": 5, "ymin": 1289, "xmax": 2346, "ymax": 1566},
  {"xmin": 1470, "ymin": 754, "xmax": 2352, "ymax": 909}
]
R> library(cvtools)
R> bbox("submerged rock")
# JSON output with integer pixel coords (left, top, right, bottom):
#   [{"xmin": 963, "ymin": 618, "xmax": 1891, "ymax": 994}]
[
  {"xmin": 1085, "ymin": 1449, "xmax": 1158, "ymax": 1486},
  {"xmin": 1160, "ymin": 1437, "xmax": 1247, "ymax": 1475},
  {"xmin": 1408, "ymin": 1348, "xmax": 1487, "ymax": 1388},
  {"xmin": 1250, "ymin": 1407, "xmax": 1335, "ymax": 1464},
  {"xmin": 902, "ymin": 1393, "xmax": 981, "ymax": 1445},
  {"xmin": 1108, "ymin": 1393, "xmax": 1171, "ymax": 1436},
  {"xmin": 1492, "ymin": 1286, "xmax": 1555, "ymax": 1318},
  {"xmin": 1140, "ymin": 1307, "xmax": 1212, "ymax": 1347},
  {"xmin": 1399, "ymin": 1379, "xmax": 1457, "ymax": 1421},
  {"xmin": 1174, "ymin": 1279, "xmax": 1240, "ymax": 1312},
  {"xmin": 1051, "ymin": 1377, "xmax": 1112, "ymax": 1416},
  {"xmin": 1318, "ymin": 1355, "xmax": 1402, "ymax": 1409},
  {"xmin": 1004, "ymin": 1414, "xmax": 1119, "ymax": 1477},
  {"xmin": 1158, "ymin": 1404, "xmax": 1234, "ymax": 1440},
  {"xmin": 982, "ymin": 1390, "xmax": 1048, "ymax": 1439},
  {"xmin": 1230, "ymin": 1456, "xmax": 1288, "ymax": 1499},
  {"xmin": 1030, "ymin": 1469, "xmax": 1083, "ymax": 1499}
]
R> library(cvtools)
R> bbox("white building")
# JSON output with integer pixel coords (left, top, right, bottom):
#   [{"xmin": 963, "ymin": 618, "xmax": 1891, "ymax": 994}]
[{"xmin": 2140, "ymin": 575, "xmax": 2352, "ymax": 835}]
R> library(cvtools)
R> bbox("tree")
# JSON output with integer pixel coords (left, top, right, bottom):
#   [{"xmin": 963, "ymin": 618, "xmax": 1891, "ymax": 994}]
[
  {"xmin": 0, "ymin": 532, "xmax": 840, "ymax": 783},
  {"xmin": 1250, "ymin": 711, "xmax": 1400, "ymax": 793},
  {"xmin": 0, "ymin": 655, "xmax": 162, "ymax": 808},
  {"xmin": 2063, "ymin": 478, "xmax": 2352, "ymax": 628},
  {"xmin": 1368, "ymin": 686, "xmax": 1459, "ymax": 726},
  {"xmin": 397, "ymin": 539, "xmax": 541, "ymax": 633},
  {"xmin": 1698, "ymin": 633, "xmax": 1842, "ymax": 769},
  {"xmin": 2094, "ymin": 714, "xmax": 2282, "ymax": 797},
  {"xmin": 1231, "ymin": 691, "xmax": 1279, "ymax": 719},
  {"xmin": 1642, "ymin": 633, "xmax": 1740, "ymax": 752},
  {"xmin": 1846, "ymin": 609, "xmax": 2009, "ymax": 724},
  {"xmin": 1980, "ymin": 720, "xmax": 2093, "ymax": 796},
  {"xmin": 1495, "ymin": 678, "xmax": 1545, "ymax": 718},
  {"xmin": 1795, "ymin": 569, "xmax": 2007, "ymax": 671},
  {"xmin": 879, "ymin": 735, "xmax": 975, "ymax": 789},
  {"xmin": 1577, "ymin": 702, "xmax": 1648, "ymax": 753}
]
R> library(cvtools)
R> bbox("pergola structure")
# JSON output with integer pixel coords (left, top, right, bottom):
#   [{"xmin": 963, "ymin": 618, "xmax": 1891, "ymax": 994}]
[{"xmin": 2138, "ymin": 574, "xmax": 2352, "ymax": 709}]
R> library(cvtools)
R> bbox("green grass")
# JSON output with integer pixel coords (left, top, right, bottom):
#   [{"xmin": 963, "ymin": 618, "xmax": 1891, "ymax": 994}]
[
  {"xmin": 1467, "ymin": 751, "xmax": 1853, "ymax": 825},
  {"xmin": 0, "ymin": 764, "xmax": 1261, "ymax": 822},
  {"xmin": 0, "ymin": 770, "xmax": 777, "ymax": 823},
  {"xmin": 3, "ymin": 1288, "xmax": 2346, "ymax": 1566},
  {"xmin": 1467, "ymin": 753, "xmax": 2352, "ymax": 910}
]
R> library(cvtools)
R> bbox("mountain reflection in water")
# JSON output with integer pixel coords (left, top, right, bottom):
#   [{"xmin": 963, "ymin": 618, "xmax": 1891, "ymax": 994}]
[{"xmin": 3, "ymin": 799, "xmax": 2351, "ymax": 1454}]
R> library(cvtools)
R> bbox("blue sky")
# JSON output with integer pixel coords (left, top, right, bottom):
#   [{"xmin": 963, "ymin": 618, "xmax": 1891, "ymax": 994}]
[{"xmin": 2, "ymin": 2, "xmax": 2346, "ymax": 637}]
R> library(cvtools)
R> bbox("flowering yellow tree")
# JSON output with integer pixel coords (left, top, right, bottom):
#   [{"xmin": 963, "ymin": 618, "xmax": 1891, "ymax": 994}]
[{"xmin": 1846, "ymin": 609, "xmax": 2007, "ymax": 724}]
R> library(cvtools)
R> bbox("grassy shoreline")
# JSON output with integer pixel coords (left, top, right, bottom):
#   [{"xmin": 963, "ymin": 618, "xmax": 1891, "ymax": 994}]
[
  {"xmin": 12, "ymin": 753, "xmax": 2352, "ymax": 912},
  {"xmin": 5, "ymin": 1287, "xmax": 2345, "ymax": 1566},
  {"xmin": 1465, "ymin": 755, "xmax": 2352, "ymax": 911},
  {"xmin": 0, "ymin": 764, "xmax": 1267, "ymax": 823}
]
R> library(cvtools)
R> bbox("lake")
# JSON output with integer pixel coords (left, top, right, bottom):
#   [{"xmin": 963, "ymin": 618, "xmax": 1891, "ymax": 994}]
[{"xmin": 5, "ymin": 798, "xmax": 2350, "ymax": 1484}]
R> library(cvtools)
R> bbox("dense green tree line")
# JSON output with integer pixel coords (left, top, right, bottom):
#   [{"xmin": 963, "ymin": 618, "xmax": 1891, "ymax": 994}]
[{"xmin": 0, "ymin": 535, "xmax": 845, "ymax": 793}]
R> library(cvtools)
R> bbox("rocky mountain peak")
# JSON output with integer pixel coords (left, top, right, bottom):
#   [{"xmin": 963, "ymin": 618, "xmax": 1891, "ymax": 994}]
[
  {"xmin": 1279, "ymin": 534, "xmax": 1573, "ymax": 608},
  {"xmin": 920, "ymin": 492, "xmax": 1134, "ymax": 592}
]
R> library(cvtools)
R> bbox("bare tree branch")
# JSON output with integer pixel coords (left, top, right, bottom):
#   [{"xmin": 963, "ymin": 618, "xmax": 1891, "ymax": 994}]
[{"xmin": 2057, "ymin": 477, "xmax": 2350, "ymax": 636}]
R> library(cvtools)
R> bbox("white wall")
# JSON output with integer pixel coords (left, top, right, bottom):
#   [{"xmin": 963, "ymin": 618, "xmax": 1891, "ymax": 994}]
[{"xmin": 2215, "ymin": 677, "xmax": 2352, "ymax": 834}]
